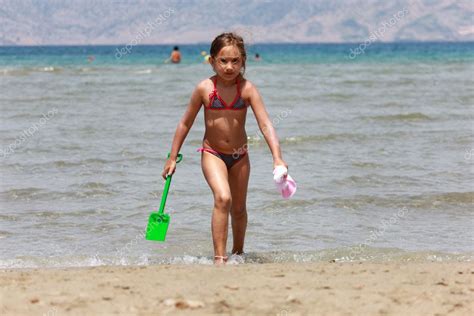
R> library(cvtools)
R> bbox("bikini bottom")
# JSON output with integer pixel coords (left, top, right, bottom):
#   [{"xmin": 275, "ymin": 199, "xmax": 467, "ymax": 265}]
[{"xmin": 197, "ymin": 146, "xmax": 247, "ymax": 169}]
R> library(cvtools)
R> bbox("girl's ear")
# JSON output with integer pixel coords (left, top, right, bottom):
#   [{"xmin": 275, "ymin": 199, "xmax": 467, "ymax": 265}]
[{"xmin": 209, "ymin": 57, "xmax": 216, "ymax": 72}]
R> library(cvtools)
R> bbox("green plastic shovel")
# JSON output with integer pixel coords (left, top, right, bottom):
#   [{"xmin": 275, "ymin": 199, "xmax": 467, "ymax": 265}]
[{"xmin": 145, "ymin": 153, "xmax": 183, "ymax": 242}]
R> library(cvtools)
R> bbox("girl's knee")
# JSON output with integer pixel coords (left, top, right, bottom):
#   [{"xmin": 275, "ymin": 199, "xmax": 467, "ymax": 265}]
[
  {"xmin": 231, "ymin": 205, "xmax": 247, "ymax": 218},
  {"xmin": 214, "ymin": 193, "xmax": 232, "ymax": 210}
]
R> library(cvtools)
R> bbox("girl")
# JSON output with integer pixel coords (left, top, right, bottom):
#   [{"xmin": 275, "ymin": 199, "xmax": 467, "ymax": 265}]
[{"xmin": 162, "ymin": 33, "xmax": 288, "ymax": 264}]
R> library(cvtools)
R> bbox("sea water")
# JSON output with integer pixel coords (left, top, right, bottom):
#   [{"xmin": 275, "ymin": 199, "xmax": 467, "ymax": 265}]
[{"xmin": 0, "ymin": 43, "xmax": 473, "ymax": 268}]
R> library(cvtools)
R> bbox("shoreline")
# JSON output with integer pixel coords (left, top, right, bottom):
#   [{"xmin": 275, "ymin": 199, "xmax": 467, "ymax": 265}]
[{"xmin": 1, "ymin": 262, "xmax": 472, "ymax": 315}]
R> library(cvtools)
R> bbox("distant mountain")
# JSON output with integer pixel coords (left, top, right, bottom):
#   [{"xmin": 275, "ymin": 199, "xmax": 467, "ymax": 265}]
[{"xmin": 0, "ymin": 0, "xmax": 472, "ymax": 45}]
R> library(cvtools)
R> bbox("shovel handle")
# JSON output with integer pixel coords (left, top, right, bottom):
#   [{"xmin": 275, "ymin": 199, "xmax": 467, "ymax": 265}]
[
  {"xmin": 168, "ymin": 152, "xmax": 183, "ymax": 163},
  {"xmin": 159, "ymin": 153, "xmax": 183, "ymax": 214}
]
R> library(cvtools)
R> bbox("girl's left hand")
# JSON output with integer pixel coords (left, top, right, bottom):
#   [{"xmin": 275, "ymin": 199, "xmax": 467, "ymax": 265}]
[{"xmin": 273, "ymin": 158, "xmax": 288, "ymax": 171}]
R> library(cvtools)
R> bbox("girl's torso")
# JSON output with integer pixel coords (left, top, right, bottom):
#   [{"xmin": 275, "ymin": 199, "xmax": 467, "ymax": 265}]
[{"xmin": 201, "ymin": 75, "xmax": 250, "ymax": 154}]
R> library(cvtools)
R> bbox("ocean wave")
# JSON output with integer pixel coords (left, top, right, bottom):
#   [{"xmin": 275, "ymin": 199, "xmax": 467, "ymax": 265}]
[
  {"xmin": 77, "ymin": 181, "xmax": 109, "ymax": 190},
  {"xmin": 70, "ymin": 185, "xmax": 117, "ymax": 198},
  {"xmin": 2, "ymin": 160, "xmax": 101, "ymax": 171},
  {"xmin": 1, "ymin": 248, "xmax": 472, "ymax": 269},
  {"xmin": 0, "ymin": 68, "xmax": 32, "ymax": 76},
  {"xmin": 52, "ymin": 160, "xmax": 81, "ymax": 167},
  {"xmin": 0, "ymin": 213, "xmax": 21, "ymax": 222},
  {"xmin": 8, "ymin": 158, "xmax": 112, "ymax": 169},
  {"xmin": 260, "ymin": 198, "xmax": 317, "ymax": 212},
  {"xmin": 0, "ymin": 66, "xmax": 64, "ymax": 76},
  {"xmin": 39, "ymin": 66, "xmax": 60, "ymax": 72},
  {"xmin": 351, "ymin": 161, "xmax": 384, "ymax": 169},
  {"xmin": 53, "ymin": 158, "xmax": 111, "ymax": 167},
  {"xmin": 126, "ymin": 155, "xmax": 155, "ymax": 162},
  {"xmin": 366, "ymin": 112, "xmax": 432, "ymax": 122},
  {"xmin": 61, "ymin": 67, "xmax": 122, "ymax": 74},
  {"xmin": 0, "ymin": 209, "xmax": 111, "ymax": 222},
  {"xmin": 2, "ymin": 156, "xmax": 145, "ymax": 172},
  {"xmin": 332, "ymin": 174, "xmax": 419, "ymax": 187},
  {"xmin": 408, "ymin": 191, "xmax": 474, "ymax": 207},
  {"xmin": 0, "ymin": 184, "xmax": 117, "ymax": 201},
  {"xmin": 133, "ymin": 69, "xmax": 153, "ymax": 74},
  {"xmin": 0, "ymin": 187, "xmax": 44, "ymax": 199},
  {"xmin": 247, "ymin": 133, "xmax": 369, "ymax": 145},
  {"xmin": 56, "ymin": 144, "xmax": 83, "ymax": 150},
  {"xmin": 321, "ymin": 93, "xmax": 356, "ymax": 100},
  {"xmin": 0, "ymin": 230, "xmax": 12, "ymax": 239},
  {"xmin": 6, "ymin": 112, "xmax": 45, "ymax": 119},
  {"xmin": 331, "ymin": 191, "xmax": 473, "ymax": 210}
]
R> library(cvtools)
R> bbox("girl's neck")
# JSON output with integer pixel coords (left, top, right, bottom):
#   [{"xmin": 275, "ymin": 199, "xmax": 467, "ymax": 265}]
[{"xmin": 216, "ymin": 75, "xmax": 239, "ymax": 87}]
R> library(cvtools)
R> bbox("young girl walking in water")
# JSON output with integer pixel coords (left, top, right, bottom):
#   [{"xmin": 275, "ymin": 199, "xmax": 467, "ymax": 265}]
[{"xmin": 162, "ymin": 33, "xmax": 288, "ymax": 264}]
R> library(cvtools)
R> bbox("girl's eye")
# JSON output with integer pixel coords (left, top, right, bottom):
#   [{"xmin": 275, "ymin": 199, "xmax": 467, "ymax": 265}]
[{"xmin": 232, "ymin": 59, "xmax": 239, "ymax": 63}]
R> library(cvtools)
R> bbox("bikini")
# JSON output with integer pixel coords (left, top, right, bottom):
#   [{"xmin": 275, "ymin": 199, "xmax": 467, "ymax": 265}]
[{"xmin": 197, "ymin": 77, "xmax": 249, "ymax": 169}]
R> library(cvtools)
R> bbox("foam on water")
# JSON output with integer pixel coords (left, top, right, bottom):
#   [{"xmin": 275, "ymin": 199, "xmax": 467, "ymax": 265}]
[{"xmin": 1, "ymin": 248, "xmax": 472, "ymax": 269}]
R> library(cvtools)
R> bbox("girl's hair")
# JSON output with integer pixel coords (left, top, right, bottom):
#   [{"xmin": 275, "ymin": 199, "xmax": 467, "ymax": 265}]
[{"xmin": 210, "ymin": 32, "xmax": 247, "ymax": 75}]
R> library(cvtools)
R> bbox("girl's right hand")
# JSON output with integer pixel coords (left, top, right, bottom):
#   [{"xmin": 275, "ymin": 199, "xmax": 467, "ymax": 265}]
[{"xmin": 162, "ymin": 158, "xmax": 177, "ymax": 180}]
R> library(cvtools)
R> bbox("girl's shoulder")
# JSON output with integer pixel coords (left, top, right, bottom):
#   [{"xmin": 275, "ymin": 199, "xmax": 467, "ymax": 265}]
[
  {"xmin": 239, "ymin": 77, "xmax": 258, "ymax": 98},
  {"xmin": 194, "ymin": 77, "xmax": 215, "ymax": 96},
  {"xmin": 198, "ymin": 77, "xmax": 214, "ymax": 87}
]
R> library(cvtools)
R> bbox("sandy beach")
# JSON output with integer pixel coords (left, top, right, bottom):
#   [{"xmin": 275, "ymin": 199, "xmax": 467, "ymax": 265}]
[{"xmin": 1, "ymin": 262, "xmax": 472, "ymax": 315}]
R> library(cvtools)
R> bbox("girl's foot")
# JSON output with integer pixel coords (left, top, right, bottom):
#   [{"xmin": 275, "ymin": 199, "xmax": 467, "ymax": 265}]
[
  {"xmin": 214, "ymin": 256, "xmax": 228, "ymax": 265},
  {"xmin": 227, "ymin": 252, "xmax": 246, "ymax": 265}
]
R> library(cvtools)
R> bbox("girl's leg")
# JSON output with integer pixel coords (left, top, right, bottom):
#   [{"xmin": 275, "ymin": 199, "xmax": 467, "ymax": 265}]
[
  {"xmin": 201, "ymin": 152, "xmax": 232, "ymax": 262},
  {"xmin": 228, "ymin": 154, "xmax": 250, "ymax": 254}
]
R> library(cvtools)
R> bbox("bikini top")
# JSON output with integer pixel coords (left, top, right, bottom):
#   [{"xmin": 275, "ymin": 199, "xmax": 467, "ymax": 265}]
[{"xmin": 206, "ymin": 77, "xmax": 248, "ymax": 110}]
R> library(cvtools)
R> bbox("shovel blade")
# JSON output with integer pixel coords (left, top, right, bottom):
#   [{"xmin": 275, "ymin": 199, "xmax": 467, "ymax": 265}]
[{"xmin": 145, "ymin": 212, "xmax": 170, "ymax": 241}]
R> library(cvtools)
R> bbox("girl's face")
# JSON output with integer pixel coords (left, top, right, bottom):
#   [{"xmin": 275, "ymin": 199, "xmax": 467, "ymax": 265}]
[{"xmin": 211, "ymin": 45, "xmax": 244, "ymax": 81}]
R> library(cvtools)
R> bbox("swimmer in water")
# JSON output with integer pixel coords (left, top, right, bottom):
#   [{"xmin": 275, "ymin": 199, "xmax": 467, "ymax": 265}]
[{"xmin": 166, "ymin": 46, "xmax": 181, "ymax": 64}]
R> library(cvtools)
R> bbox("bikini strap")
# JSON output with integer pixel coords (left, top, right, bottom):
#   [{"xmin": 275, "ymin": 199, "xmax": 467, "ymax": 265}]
[
  {"xmin": 208, "ymin": 77, "xmax": 218, "ymax": 107},
  {"xmin": 197, "ymin": 147, "xmax": 220, "ymax": 155}
]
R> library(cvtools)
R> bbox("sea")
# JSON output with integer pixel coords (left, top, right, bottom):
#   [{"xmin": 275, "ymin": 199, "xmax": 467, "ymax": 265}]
[{"xmin": 0, "ymin": 42, "xmax": 473, "ymax": 268}]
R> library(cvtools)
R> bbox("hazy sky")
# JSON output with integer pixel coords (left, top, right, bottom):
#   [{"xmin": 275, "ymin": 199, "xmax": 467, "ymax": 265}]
[{"xmin": 0, "ymin": 0, "xmax": 472, "ymax": 45}]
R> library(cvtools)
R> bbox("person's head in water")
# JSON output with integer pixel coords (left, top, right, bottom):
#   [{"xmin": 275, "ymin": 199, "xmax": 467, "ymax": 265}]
[
  {"xmin": 209, "ymin": 32, "xmax": 247, "ymax": 80},
  {"xmin": 173, "ymin": 46, "xmax": 179, "ymax": 51}
]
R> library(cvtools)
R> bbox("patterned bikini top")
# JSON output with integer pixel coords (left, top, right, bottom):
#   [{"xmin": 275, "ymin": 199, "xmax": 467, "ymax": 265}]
[{"xmin": 206, "ymin": 77, "xmax": 248, "ymax": 110}]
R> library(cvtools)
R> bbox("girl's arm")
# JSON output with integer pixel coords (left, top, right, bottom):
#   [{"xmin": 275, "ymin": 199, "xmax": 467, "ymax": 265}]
[
  {"xmin": 162, "ymin": 84, "xmax": 203, "ymax": 179},
  {"xmin": 248, "ymin": 84, "xmax": 287, "ymax": 169}
]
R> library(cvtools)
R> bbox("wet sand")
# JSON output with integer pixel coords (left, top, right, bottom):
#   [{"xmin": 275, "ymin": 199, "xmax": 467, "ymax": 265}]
[{"xmin": 1, "ymin": 262, "xmax": 473, "ymax": 315}]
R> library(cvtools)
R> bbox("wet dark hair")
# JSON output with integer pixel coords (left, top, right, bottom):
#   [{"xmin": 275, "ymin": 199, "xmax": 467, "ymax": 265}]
[
  {"xmin": 210, "ymin": 32, "xmax": 247, "ymax": 75},
  {"xmin": 173, "ymin": 46, "xmax": 179, "ymax": 50}
]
